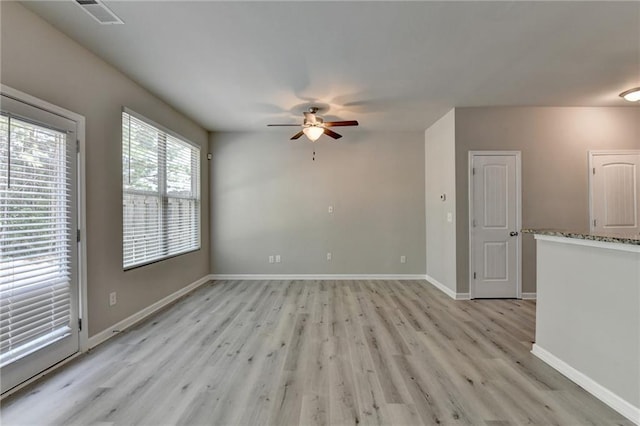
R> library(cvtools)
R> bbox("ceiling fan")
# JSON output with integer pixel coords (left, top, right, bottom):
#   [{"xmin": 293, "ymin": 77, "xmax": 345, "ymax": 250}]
[{"xmin": 267, "ymin": 107, "xmax": 359, "ymax": 141}]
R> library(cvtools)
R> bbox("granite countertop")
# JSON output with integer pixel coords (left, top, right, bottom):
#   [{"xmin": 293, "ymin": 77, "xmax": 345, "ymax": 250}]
[{"xmin": 521, "ymin": 229, "xmax": 640, "ymax": 246}]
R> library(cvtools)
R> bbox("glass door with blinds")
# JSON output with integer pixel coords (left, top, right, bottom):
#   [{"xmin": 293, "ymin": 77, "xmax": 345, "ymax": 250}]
[{"xmin": 0, "ymin": 94, "xmax": 79, "ymax": 393}]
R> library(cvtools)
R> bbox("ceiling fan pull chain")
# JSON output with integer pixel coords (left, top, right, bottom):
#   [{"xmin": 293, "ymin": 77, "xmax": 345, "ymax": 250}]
[{"xmin": 313, "ymin": 149, "xmax": 315, "ymax": 161}]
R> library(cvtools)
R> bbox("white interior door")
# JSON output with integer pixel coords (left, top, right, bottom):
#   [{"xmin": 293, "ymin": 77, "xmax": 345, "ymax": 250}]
[
  {"xmin": 1, "ymin": 94, "xmax": 80, "ymax": 393},
  {"xmin": 470, "ymin": 152, "xmax": 521, "ymax": 299},
  {"xmin": 590, "ymin": 151, "xmax": 640, "ymax": 235}
]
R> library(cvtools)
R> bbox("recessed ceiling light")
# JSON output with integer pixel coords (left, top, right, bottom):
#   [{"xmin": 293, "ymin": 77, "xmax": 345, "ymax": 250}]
[{"xmin": 619, "ymin": 87, "xmax": 640, "ymax": 102}]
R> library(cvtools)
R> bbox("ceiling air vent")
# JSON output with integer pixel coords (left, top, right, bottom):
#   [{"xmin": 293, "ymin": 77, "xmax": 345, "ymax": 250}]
[{"xmin": 75, "ymin": 0, "xmax": 123, "ymax": 25}]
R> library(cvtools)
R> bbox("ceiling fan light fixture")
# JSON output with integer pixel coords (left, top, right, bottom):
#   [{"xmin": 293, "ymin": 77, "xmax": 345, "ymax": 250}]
[
  {"xmin": 303, "ymin": 126, "xmax": 324, "ymax": 142},
  {"xmin": 267, "ymin": 107, "xmax": 357, "ymax": 140},
  {"xmin": 619, "ymin": 87, "xmax": 640, "ymax": 102}
]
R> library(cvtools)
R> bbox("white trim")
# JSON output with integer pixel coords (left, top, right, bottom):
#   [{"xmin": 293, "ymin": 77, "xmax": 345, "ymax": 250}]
[
  {"xmin": 424, "ymin": 274, "xmax": 469, "ymax": 300},
  {"xmin": 516, "ymin": 153, "xmax": 523, "ymax": 298},
  {"xmin": 534, "ymin": 234, "xmax": 640, "ymax": 254},
  {"xmin": 588, "ymin": 150, "xmax": 640, "ymax": 233},
  {"xmin": 0, "ymin": 85, "xmax": 85, "ymax": 124},
  {"xmin": 209, "ymin": 274, "xmax": 427, "ymax": 281},
  {"xmin": 532, "ymin": 344, "xmax": 640, "ymax": 425},
  {"xmin": 0, "ymin": 85, "xmax": 89, "ymax": 354},
  {"xmin": 425, "ymin": 274, "xmax": 456, "ymax": 298},
  {"xmin": 88, "ymin": 275, "xmax": 211, "ymax": 349},
  {"xmin": 76, "ymin": 112, "xmax": 88, "ymax": 353},
  {"xmin": 468, "ymin": 151, "xmax": 522, "ymax": 299},
  {"xmin": 521, "ymin": 292, "xmax": 537, "ymax": 300}
]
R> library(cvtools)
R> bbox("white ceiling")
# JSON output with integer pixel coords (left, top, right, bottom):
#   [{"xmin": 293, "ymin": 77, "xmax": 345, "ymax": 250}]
[{"xmin": 22, "ymin": 1, "xmax": 640, "ymax": 132}]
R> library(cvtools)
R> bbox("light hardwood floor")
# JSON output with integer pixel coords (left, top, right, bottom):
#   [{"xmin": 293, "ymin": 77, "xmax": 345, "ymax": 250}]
[{"xmin": 1, "ymin": 280, "xmax": 633, "ymax": 425}]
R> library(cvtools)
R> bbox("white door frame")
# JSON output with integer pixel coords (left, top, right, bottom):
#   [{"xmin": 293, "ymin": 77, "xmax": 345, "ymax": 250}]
[
  {"xmin": 1, "ymin": 85, "xmax": 88, "ymax": 393},
  {"xmin": 468, "ymin": 151, "xmax": 522, "ymax": 299},
  {"xmin": 588, "ymin": 150, "xmax": 640, "ymax": 233}
]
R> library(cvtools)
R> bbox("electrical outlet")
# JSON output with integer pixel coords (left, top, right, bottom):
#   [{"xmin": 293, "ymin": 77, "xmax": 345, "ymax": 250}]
[
  {"xmin": 447, "ymin": 212, "xmax": 453, "ymax": 223},
  {"xmin": 327, "ymin": 252, "xmax": 332, "ymax": 261},
  {"xmin": 400, "ymin": 255, "xmax": 406, "ymax": 264},
  {"xmin": 109, "ymin": 292, "xmax": 117, "ymax": 306},
  {"xmin": 328, "ymin": 205, "xmax": 334, "ymax": 214},
  {"xmin": 275, "ymin": 254, "xmax": 281, "ymax": 263},
  {"xmin": 268, "ymin": 255, "xmax": 274, "ymax": 264}
]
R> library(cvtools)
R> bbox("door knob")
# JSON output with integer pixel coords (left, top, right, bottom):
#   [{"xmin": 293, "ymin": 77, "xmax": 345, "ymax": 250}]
[{"xmin": 510, "ymin": 231, "xmax": 519, "ymax": 237}]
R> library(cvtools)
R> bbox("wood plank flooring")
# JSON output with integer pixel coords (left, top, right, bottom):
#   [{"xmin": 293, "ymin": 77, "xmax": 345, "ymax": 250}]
[{"xmin": 0, "ymin": 280, "xmax": 633, "ymax": 425}]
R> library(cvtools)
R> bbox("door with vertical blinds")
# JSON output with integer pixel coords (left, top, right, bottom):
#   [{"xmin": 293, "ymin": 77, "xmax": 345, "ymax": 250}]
[{"xmin": 0, "ymin": 94, "xmax": 79, "ymax": 393}]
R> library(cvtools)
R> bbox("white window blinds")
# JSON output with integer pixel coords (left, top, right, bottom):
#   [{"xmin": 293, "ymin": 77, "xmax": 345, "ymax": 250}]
[
  {"xmin": 0, "ymin": 113, "xmax": 75, "ymax": 367},
  {"xmin": 122, "ymin": 111, "xmax": 200, "ymax": 269}
]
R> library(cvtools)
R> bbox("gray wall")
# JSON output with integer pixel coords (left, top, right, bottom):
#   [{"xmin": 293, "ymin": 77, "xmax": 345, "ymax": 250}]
[
  {"xmin": 210, "ymin": 130, "xmax": 426, "ymax": 274},
  {"xmin": 1, "ymin": 2, "xmax": 210, "ymax": 336},
  {"xmin": 455, "ymin": 107, "xmax": 640, "ymax": 294},
  {"xmin": 425, "ymin": 110, "xmax": 457, "ymax": 292}
]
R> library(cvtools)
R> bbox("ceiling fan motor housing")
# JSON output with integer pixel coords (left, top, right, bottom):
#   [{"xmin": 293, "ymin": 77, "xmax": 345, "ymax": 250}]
[{"xmin": 304, "ymin": 117, "xmax": 323, "ymax": 127}]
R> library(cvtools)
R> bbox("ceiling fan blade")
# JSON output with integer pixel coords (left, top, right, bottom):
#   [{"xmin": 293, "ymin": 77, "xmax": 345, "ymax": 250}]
[
  {"xmin": 267, "ymin": 124, "xmax": 301, "ymax": 127},
  {"xmin": 323, "ymin": 128, "xmax": 342, "ymax": 139},
  {"xmin": 324, "ymin": 120, "xmax": 359, "ymax": 127},
  {"xmin": 290, "ymin": 131, "xmax": 304, "ymax": 140}
]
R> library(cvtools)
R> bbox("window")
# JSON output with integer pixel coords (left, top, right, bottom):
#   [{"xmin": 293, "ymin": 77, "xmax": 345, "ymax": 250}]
[{"xmin": 122, "ymin": 110, "xmax": 200, "ymax": 269}]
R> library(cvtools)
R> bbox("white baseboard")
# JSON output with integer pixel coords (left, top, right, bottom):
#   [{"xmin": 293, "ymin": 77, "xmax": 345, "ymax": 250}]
[
  {"xmin": 424, "ymin": 274, "xmax": 469, "ymax": 300},
  {"xmin": 522, "ymin": 292, "xmax": 537, "ymax": 300},
  {"xmin": 209, "ymin": 274, "xmax": 427, "ymax": 281},
  {"xmin": 532, "ymin": 344, "xmax": 639, "ymax": 425},
  {"xmin": 88, "ymin": 275, "xmax": 212, "ymax": 349}
]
